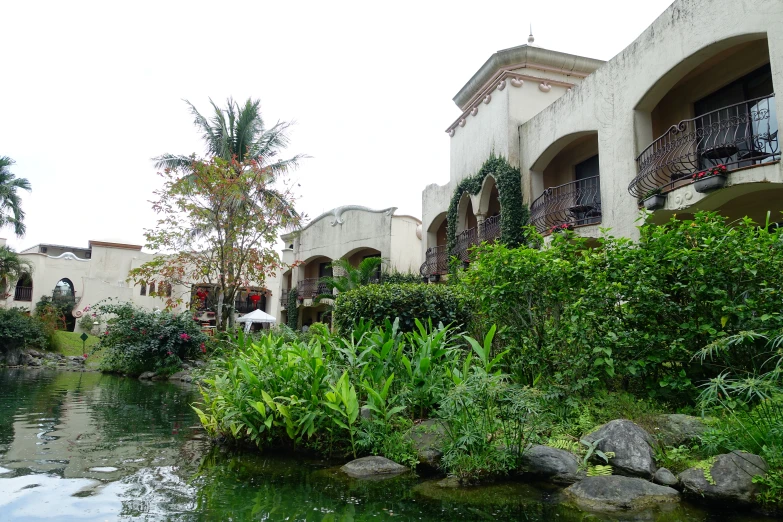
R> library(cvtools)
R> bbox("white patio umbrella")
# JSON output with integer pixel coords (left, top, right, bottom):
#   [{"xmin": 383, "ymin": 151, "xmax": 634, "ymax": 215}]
[{"xmin": 236, "ymin": 309, "xmax": 277, "ymax": 332}]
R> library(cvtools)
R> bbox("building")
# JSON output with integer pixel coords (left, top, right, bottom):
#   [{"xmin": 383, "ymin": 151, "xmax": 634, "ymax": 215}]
[
  {"xmin": 421, "ymin": 0, "xmax": 781, "ymax": 274},
  {"xmin": 279, "ymin": 205, "xmax": 422, "ymax": 327}
]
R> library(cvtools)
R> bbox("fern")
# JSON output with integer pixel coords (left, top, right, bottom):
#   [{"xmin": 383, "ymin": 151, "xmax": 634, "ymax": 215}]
[
  {"xmin": 587, "ymin": 464, "xmax": 613, "ymax": 476},
  {"xmin": 548, "ymin": 436, "xmax": 579, "ymax": 453}
]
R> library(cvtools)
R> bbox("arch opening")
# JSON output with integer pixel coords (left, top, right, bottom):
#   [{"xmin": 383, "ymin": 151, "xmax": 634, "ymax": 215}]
[{"xmin": 13, "ymin": 273, "xmax": 33, "ymax": 302}]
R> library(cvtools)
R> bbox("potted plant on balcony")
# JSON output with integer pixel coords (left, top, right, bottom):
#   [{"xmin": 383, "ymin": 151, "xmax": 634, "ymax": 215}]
[
  {"xmin": 549, "ymin": 223, "xmax": 574, "ymax": 235},
  {"xmin": 641, "ymin": 187, "xmax": 666, "ymax": 210},
  {"xmin": 692, "ymin": 164, "xmax": 728, "ymax": 193}
]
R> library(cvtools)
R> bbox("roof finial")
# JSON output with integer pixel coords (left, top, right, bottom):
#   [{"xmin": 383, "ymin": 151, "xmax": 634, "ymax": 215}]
[{"xmin": 528, "ymin": 25, "xmax": 535, "ymax": 45}]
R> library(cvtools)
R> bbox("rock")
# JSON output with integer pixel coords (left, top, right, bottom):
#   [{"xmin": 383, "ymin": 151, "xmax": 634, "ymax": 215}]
[
  {"xmin": 27, "ymin": 349, "xmax": 42, "ymax": 358},
  {"xmin": 564, "ymin": 475, "xmax": 680, "ymax": 512},
  {"xmin": 2, "ymin": 348, "xmax": 23, "ymax": 366},
  {"xmin": 138, "ymin": 371, "xmax": 156, "ymax": 380},
  {"xmin": 650, "ymin": 414, "xmax": 707, "ymax": 446},
  {"xmin": 67, "ymin": 356, "xmax": 85, "ymax": 365},
  {"xmin": 168, "ymin": 371, "xmax": 192, "ymax": 382},
  {"xmin": 406, "ymin": 419, "xmax": 448, "ymax": 470},
  {"xmin": 679, "ymin": 451, "xmax": 767, "ymax": 505},
  {"xmin": 582, "ymin": 419, "xmax": 657, "ymax": 478},
  {"xmin": 435, "ymin": 476, "xmax": 461, "ymax": 488},
  {"xmin": 26, "ymin": 357, "xmax": 42, "ymax": 367},
  {"xmin": 192, "ymin": 360, "xmax": 207, "ymax": 368},
  {"xmin": 340, "ymin": 456, "xmax": 408, "ymax": 479},
  {"xmin": 520, "ymin": 444, "xmax": 583, "ymax": 484},
  {"xmin": 654, "ymin": 467, "xmax": 679, "ymax": 487},
  {"xmin": 151, "ymin": 374, "xmax": 168, "ymax": 381}
]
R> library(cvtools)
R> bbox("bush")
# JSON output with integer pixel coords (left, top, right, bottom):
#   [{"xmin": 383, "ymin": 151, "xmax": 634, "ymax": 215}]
[
  {"xmin": 333, "ymin": 283, "xmax": 471, "ymax": 334},
  {"xmin": 458, "ymin": 212, "xmax": 783, "ymax": 402},
  {"xmin": 92, "ymin": 301, "xmax": 208, "ymax": 376},
  {"xmin": 0, "ymin": 308, "xmax": 49, "ymax": 352},
  {"xmin": 381, "ymin": 271, "xmax": 423, "ymax": 285}
]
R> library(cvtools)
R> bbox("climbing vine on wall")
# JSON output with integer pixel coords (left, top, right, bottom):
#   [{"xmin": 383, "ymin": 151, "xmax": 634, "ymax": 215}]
[
  {"xmin": 287, "ymin": 288, "xmax": 299, "ymax": 330},
  {"xmin": 446, "ymin": 154, "xmax": 529, "ymax": 256}
]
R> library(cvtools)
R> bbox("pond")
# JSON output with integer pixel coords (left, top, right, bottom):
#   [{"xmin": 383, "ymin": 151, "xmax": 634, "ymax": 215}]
[{"xmin": 0, "ymin": 369, "xmax": 770, "ymax": 521}]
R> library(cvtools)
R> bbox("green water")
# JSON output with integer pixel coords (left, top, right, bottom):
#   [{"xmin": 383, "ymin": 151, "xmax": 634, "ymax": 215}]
[{"xmin": 0, "ymin": 369, "xmax": 770, "ymax": 521}]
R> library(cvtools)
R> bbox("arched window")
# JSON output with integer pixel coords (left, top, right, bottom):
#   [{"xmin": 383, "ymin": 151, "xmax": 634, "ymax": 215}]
[
  {"xmin": 149, "ymin": 282, "xmax": 156, "ymax": 295},
  {"xmin": 14, "ymin": 273, "xmax": 33, "ymax": 302},
  {"xmin": 140, "ymin": 282, "xmax": 147, "ymax": 296},
  {"xmin": 165, "ymin": 283, "xmax": 172, "ymax": 297}
]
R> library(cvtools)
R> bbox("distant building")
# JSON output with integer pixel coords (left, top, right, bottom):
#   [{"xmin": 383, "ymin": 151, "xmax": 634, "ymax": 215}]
[
  {"xmin": 279, "ymin": 205, "xmax": 422, "ymax": 327},
  {"xmin": 422, "ymin": 0, "xmax": 781, "ymax": 276}
]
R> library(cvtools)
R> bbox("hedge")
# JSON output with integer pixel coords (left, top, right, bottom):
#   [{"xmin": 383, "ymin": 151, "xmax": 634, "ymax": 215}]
[{"xmin": 333, "ymin": 283, "xmax": 471, "ymax": 334}]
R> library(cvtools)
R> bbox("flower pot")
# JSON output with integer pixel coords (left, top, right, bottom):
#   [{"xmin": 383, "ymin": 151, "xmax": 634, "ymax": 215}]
[
  {"xmin": 693, "ymin": 174, "xmax": 727, "ymax": 193},
  {"xmin": 642, "ymin": 194, "xmax": 666, "ymax": 210}
]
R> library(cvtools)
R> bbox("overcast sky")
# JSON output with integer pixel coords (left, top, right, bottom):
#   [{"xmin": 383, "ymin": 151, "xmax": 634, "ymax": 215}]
[{"xmin": 1, "ymin": 0, "xmax": 674, "ymax": 252}]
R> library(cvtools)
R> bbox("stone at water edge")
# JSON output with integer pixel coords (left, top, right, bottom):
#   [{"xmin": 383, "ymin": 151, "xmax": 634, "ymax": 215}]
[
  {"xmin": 340, "ymin": 456, "xmax": 408, "ymax": 479},
  {"xmin": 564, "ymin": 475, "xmax": 680, "ymax": 512},
  {"xmin": 679, "ymin": 451, "xmax": 767, "ymax": 505},
  {"xmin": 653, "ymin": 467, "xmax": 679, "ymax": 487},
  {"xmin": 520, "ymin": 444, "xmax": 583, "ymax": 484},
  {"xmin": 582, "ymin": 419, "xmax": 657, "ymax": 478},
  {"xmin": 406, "ymin": 419, "xmax": 448, "ymax": 469},
  {"xmin": 168, "ymin": 371, "xmax": 193, "ymax": 382},
  {"xmin": 650, "ymin": 414, "xmax": 707, "ymax": 446},
  {"xmin": 138, "ymin": 372, "xmax": 156, "ymax": 380}
]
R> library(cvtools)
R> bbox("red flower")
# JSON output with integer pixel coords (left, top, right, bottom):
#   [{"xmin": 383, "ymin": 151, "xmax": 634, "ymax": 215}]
[
  {"xmin": 179, "ymin": 333, "xmax": 191, "ymax": 341},
  {"xmin": 200, "ymin": 343, "xmax": 206, "ymax": 353},
  {"xmin": 82, "ymin": 354, "xmax": 88, "ymax": 359}
]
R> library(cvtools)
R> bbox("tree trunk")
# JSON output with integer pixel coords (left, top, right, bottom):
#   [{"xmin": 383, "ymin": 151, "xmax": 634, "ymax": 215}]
[{"xmin": 216, "ymin": 287, "xmax": 225, "ymax": 331}]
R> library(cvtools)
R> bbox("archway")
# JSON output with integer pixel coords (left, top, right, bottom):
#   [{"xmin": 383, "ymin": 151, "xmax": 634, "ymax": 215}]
[
  {"xmin": 52, "ymin": 278, "xmax": 76, "ymax": 332},
  {"xmin": 477, "ymin": 176, "xmax": 501, "ymax": 242},
  {"xmin": 14, "ymin": 273, "xmax": 33, "ymax": 302},
  {"xmin": 530, "ymin": 132, "xmax": 601, "ymax": 233},
  {"xmin": 341, "ymin": 247, "xmax": 382, "ymax": 282},
  {"xmin": 631, "ymin": 36, "xmax": 777, "ymax": 198}
]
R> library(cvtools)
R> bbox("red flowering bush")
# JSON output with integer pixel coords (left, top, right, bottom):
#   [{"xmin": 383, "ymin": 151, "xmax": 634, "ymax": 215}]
[
  {"xmin": 91, "ymin": 301, "xmax": 208, "ymax": 376},
  {"xmin": 549, "ymin": 223, "xmax": 574, "ymax": 235},
  {"xmin": 692, "ymin": 164, "xmax": 728, "ymax": 180}
]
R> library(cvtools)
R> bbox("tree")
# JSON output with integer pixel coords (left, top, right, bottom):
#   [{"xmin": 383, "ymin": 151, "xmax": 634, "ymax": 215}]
[
  {"xmin": 0, "ymin": 156, "xmax": 32, "ymax": 237},
  {"xmin": 314, "ymin": 257, "xmax": 384, "ymax": 309},
  {"xmin": 0, "ymin": 246, "xmax": 32, "ymax": 298},
  {"xmin": 153, "ymin": 97, "xmax": 305, "ymax": 177},
  {"xmin": 128, "ymin": 157, "xmax": 301, "ymax": 331}
]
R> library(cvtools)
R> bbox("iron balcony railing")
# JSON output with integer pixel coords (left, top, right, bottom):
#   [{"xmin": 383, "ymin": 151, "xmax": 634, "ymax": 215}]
[
  {"xmin": 530, "ymin": 175, "xmax": 602, "ymax": 234},
  {"xmin": 630, "ymin": 94, "xmax": 779, "ymax": 198},
  {"xmin": 280, "ymin": 291, "xmax": 289, "ymax": 308},
  {"xmin": 234, "ymin": 299, "xmax": 266, "ymax": 314},
  {"xmin": 297, "ymin": 278, "xmax": 331, "ymax": 300},
  {"xmin": 14, "ymin": 286, "xmax": 32, "ymax": 302},
  {"xmin": 420, "ymin": 245, "xmax": 449, "ymax": 278},
  {"xmin": 481, "ymin": 213, "xmax": 501, "ymax": 242},
  {"xmin": 453, "ymin": 227, "xmax": 478, "ymax": 262}
]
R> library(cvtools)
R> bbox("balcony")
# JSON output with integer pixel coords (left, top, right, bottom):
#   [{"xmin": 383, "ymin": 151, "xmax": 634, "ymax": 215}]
[
  {"xmin": 14, "ymin": 286, "xmax": 32, "ymax": 302},
  {"xmin": 630, "ymin": 94, "xmax": 779, "ymax": 198},
  {"xmin": 297, "ymin": 278, "xmax": 331, "ymax": 300},
  {"xmin": 420, "ymin": 245, "xmax": 449, "ymax": 279},
  {"xmin": 530, "ymin": 176, "xmax": 602, "ymax": 234},
  {"xmin": 234, "ymin": 300, "xmax": 265, "ymax": 314},
  {"xmin": 481, "ymin": 213, "xmax": 501, "ymax": 243},
  {"xmin": 280, "ymin": 292, "xmax": 289, "ymax": 308},
  {"xmin": 453, "ymin": 227, "xmax": 478, "ymax": 262}
]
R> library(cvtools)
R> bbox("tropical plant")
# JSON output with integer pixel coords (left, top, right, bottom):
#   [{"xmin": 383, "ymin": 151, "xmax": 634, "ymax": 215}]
[
  {"xmin": 0, "ymin": 156, "xmax": 32, "ymax": 237},
  {"xmin": 154, "ymin": 97, "xmax": 305, "ymax": 176},
  {"xmin": 0, "ymin": 246, "xmax": 32, "ymax": 297},
  {"xmin": 0, "ymin": 308, "xmax": 49, "ymax": 353}
]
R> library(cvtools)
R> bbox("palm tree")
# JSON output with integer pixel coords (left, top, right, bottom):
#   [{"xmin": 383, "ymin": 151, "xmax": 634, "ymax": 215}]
[
  {"xmin": 0, "ymin": 156, "xmax": 32, "ymax": 237},
  {"xmin": 154, "ymin": 97, "xmax": 305, "ymax": 176},
  {"xmin": 0, "ymin": 246, "xmax": 33, "ymax": 298},
  {"xmin": 316, "ymin": 257, "xmax": 384, "ymax": 297}
]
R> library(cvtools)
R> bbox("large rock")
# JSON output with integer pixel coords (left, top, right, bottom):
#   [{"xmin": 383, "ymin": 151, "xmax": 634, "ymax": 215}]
[
  {"xmin": 406, "ymin": 419, "xmax": 448, "ymax": 470},
  {"xmin": 1, "ymin": 347, "xmax": 24, "ymax": 366},
  {"xmin": 520, "ymin": 444, "xmax": 583, "ymax": 484},
  {"xmin": 653, "ymin": 467, "xmax": 679, "ymax": 487},
  {"xmin": 650, "ymin": 414, "xmax": 707, "ymax": 446},
  {"xmin": 340, "ymin": 456, "xmax": 408, "ymax": 479},
  {"xmin": 138, "ymin": 371, "xmax": 156, "ymax": 380},
  {"xmin": 679, "ymin": 451, "xmax": 767, "ymax": 505},
  {"xmin": 582, "ymin": 420, "xmax": 657, "ymax": 478},
  {"xmin": 168, "ymin": 371, "xmax": 193, "ymax": 382},
  {"xmin": 564, "ymin": 475, "xmax": 680, "ymax": 512}
]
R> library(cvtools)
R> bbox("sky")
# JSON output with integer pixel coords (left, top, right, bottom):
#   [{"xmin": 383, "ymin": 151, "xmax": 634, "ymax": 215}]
[{"xmin": 0, "ymin": 0, "xmax": 675, "ymax": 252}]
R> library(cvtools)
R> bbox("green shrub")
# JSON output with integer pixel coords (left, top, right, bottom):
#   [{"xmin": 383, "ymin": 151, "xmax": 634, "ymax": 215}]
[
  {"xmin": 0, "ymin": 308, "xmax": 49, "ymax": 352},
  {"xmin": 333, "ymin": 283, "xmax": 471, "ymax": 334},
  {"xmin": 381, "ymin": 271, "xmax": 423, "ymax": 285},
  {"xmin": 458, "ymin": 212, "xmax": 783, "ymax": 402},
  {"xmin": 92, "ymin": 301, "xmax": 208, "ymax": 376}
]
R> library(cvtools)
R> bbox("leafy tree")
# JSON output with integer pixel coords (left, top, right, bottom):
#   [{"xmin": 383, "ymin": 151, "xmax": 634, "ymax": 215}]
[
  {"xmin": 129, "ymin": 157, "xmax": 301, "ymax": 330},
  {"xmin": 153, "ymin": 97, "xmax": 305, "ymax": 176},
  {"xmin": 0, "ymin": 246, "xmax": 32, "ymax": 297},
  {"xmin": 0, "ymin": 156, "xmax": 32, "ymax": 237}
]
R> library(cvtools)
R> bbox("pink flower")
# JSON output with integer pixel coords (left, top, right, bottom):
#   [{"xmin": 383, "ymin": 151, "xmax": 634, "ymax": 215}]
[
  {"xmin": 200, "ymin": 342, "xmax": 206, "ymax": 353},
  {"xmin": 82, "ymin": 354, "xmax": 88, "ymax": 359},
  {"xmin": 83, "ymin": 306, "xmax": 90, "ymax": 312},
  {"xmin": 167, "ymin": 351, "xmax": 172, "ymax": 356},
  {"xmin": 179, "ymin": 333, "xmax": 191, "ymax": 341}
]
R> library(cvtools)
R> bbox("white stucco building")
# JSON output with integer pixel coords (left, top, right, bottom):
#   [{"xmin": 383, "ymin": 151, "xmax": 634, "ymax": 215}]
[
  {"xmin": 279, "ymin": 205, "xmax": 422, "ymax": 327},
  {"xmin": 421, "ymin": 0, "xmax": 782, "ymax": 275}
]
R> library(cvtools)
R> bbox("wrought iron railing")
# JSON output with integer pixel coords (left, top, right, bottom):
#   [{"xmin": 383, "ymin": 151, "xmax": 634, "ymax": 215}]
[
  {"xmin": 481, "ymin": 213, "xmax": 501, "ymax": 242},
  {"xmin": 630, "ymin": 94, "xmax": 779, "ymax": 198},
  {"xmin": 280, "ymin": 292, "xmax": 289, "ymax": 308},
  {"xmin": 235, "ymin": 299, "xmax": 265, "ymax": 314},
  {"xmin": 14, "ymin": 286, "xmax": 32, "ymax": 302},
  {"xmin": 454, "ymin": 227, "xmax": 478, "ymax": 262},
  {"xmin": 530, "ymin": 175, "xmax": 602, "ymax": 233},
  {"xmin": 297, "ymin": 278, "xmax": 331, "ymax": 299},
  {"xmin": 420, "ymin": 245, "xmax": 449, "ymax": 278}
]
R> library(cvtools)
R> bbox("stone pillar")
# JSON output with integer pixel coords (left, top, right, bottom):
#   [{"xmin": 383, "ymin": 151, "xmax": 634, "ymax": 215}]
[{"xmin": 475, "ymin": 212, "xmax": 487, "ymax": 241}]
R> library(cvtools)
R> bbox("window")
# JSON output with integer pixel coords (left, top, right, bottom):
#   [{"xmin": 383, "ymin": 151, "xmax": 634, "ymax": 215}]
[
  {"xmin": 140, "ymin": 282, "xmax": 147, "ymax": 296},
  {"xmin": 165, "ymin": 283, "xmax": 172, "ymax": 297},
  {"xmin": 318, "ymin": 262, "xmax": 332, "ymax": 278},
  {"xmin": 149, "ymin": 282, "xmax": 156, "ymax": 295}
]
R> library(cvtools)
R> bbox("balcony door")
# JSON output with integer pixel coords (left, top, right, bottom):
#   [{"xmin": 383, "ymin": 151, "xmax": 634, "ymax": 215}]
[
  {"xmin": 574, "ymin": 155, "xmax": 601, "ymax": 225},
  {"xmin": 694, "ymin": 64, "xmax": 777, "ymax": 170}
]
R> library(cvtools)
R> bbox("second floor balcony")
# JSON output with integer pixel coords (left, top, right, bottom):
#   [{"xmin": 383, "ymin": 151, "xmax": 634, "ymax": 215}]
[
  {"xmin": 530, "ymin": 176, "xmax": 602, "ymax": 234},
  {"xmin": 14, "ymin": 286, "xmax": 32, "ymax": 302},
  {"xmin": 297, "ymin": 278, "xmax": 331, "ymax": 300},
  {"xmin": 630, "ymin": 94, "xmax": 779, "ymax": 198}
]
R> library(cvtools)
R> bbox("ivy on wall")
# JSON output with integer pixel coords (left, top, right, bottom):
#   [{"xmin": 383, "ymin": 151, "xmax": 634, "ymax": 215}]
[
  {"xmin": 446, "ymin": 154, "xmax": 529, "ymax": 256},
  {"xmin": 287, "ymin": 287, "xmax": 299, "ymax": 330}
]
